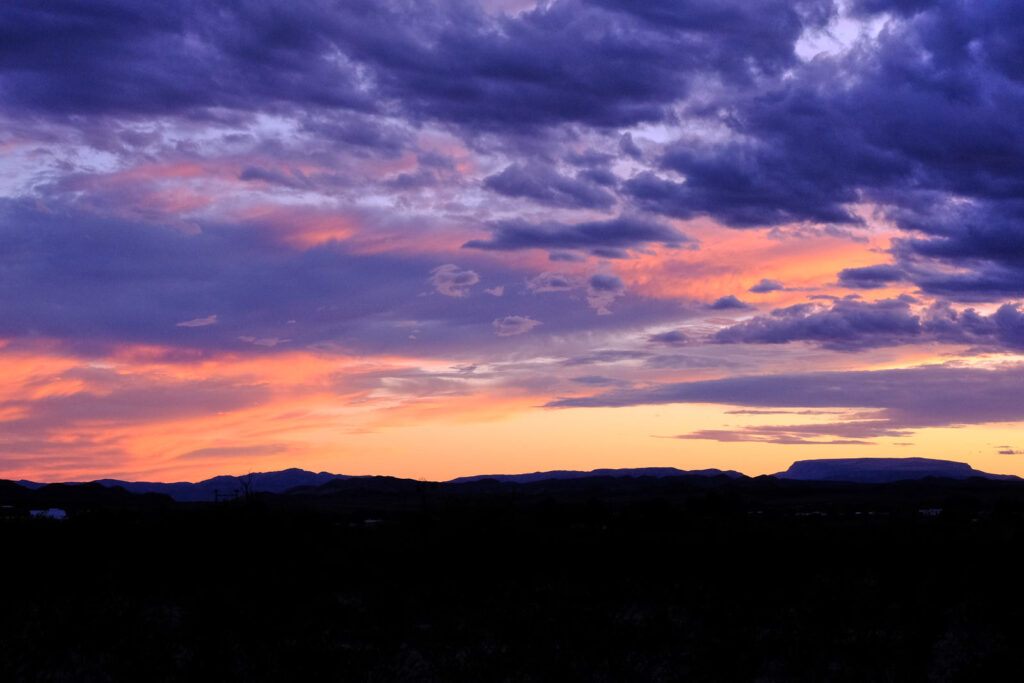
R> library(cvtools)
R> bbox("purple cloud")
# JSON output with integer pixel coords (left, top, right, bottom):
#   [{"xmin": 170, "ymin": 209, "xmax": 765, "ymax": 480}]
[
  {"xmin": 647, "ymin": 330, "xmax": 690, "ymax": 346},
  {"xmin": 709, "ymin": 295, "xmax": 754, "ymax": 310},
  {"xmin": 587, "ymin": 273, "xmax": 627, "ymax": 314},
  {"xmin": 748, "ymin": 279, "xmax": 785, "ymax": 293},
  {"xmin": 429, "ymin": 264, "xmax": 481, "ymax": 298},
  {"xmin": 713, "ymin": 297, "xmax": 1024, "ymax": 352},
  {"xmin": 548, "ymin": 363, "xmax": 1024, "ymax": 441},
  {"xmin": 493, "ymin": 315, "xmax": 542, "ymax": 336},
  {"xmin": 483, "ymin": 163, "xmax": 616, "ymax": 210},
  {"xmin": 463, "ymin": 216, "xmax": 692, "ymax": 259},
  {"xmin": 837, "ymin": 265, "xmax": 905, "ymax": 290}
]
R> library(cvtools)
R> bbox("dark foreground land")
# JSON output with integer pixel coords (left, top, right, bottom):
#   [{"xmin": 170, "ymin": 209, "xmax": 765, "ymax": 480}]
[{"xmin": 4, "ymin": 474, "xmax": 1024, "ymax": 682}]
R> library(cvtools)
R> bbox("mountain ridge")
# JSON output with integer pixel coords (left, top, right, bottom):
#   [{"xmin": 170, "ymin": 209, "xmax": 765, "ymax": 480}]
[
  {"xmin": 8, "ymin": 458, "xmax": 1018, "ymax": 501},
  {"xmin": 448, "ymin": 466, "xmax": 745, "ymax": 484}
]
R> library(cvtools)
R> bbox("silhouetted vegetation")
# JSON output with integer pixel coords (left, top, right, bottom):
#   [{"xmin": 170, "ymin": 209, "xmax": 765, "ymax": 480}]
[{"xmin": 3, "ymin": 475, "xmax": 1024, "ymax": 681}]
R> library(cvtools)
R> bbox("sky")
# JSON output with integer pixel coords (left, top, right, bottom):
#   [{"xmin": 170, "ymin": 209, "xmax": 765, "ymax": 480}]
[{"xmin": 2, "ymin": 0, "xmax": 1024, "ymax": 483}]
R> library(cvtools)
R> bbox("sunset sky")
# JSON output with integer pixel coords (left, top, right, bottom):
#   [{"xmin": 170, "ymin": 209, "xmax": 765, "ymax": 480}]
[{"xmin": 3, "ymin": 0, "xmax": 1024, "ymax": 483}]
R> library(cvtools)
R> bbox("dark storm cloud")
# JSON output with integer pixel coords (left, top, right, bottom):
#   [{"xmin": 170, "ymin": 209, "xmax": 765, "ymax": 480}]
[
  {"xmin": 299, "ymin": 113, "xmax": 413, "ymax": 158},
  {"xmin": 625, "ymin": 135, "xmax": 872, "ymax": 228},
  {"xmin": 463, "ymin": 216, "xmax": 692, "ymax": 257},
  {"xmin": 577, "ymin": 168, "xmax": 619, "ymax": 188},
  {"xmin": 847, "ymin": 0, "xmax": 935, "ymax": 17},
  {"xmin": 5, "ymin": 0, "xmax": 1024, "ymax": 352},
  {"xmin": 359, "ymin": 0, "xmax": 834, "ymax": 131},
  {"xmin": 548, "ymin": 363, "xmax": 1024, "ymax": 440},
  {"xmin": 239, "ymin": 166, "xmax": 314, "ymax": 190},
  {"xmin": 837, "ymin": 265, "xmax": 905, "ymax": 290},
  {"xmin": 565, "ymin": 150, "xmax": 615, "ymax": 168},
  {"xmin": 0, "ymin": 0, "xmax": 373, "ymax": 117},
  {"xmin": 712, "ymin": 297, "xmax": 1024, "ymax": 352},
  {"xmin": 588, "ymin": 274, "xmax": 625, "ymax": 293},
  {"xmin": 713, "ymin": 297, "xmax": 922, "ymax": 351},
  {"xmin": 483, "ymin": 163, "xmax": 616, "ymax": 210},
  {"xmin": 891, "ymin": 200, "xmax": 1024, "ymax": 301},
  {"xmin": 618, "ymin": 0, "xmax": 1024, "ymax": 303},
  {"xmin": 0, "ymin": 0, "xmax": 833, "ymax": 132},
  {"xmin": 619, "ymin": 134, "xmax": 643, "ymax": 160}
]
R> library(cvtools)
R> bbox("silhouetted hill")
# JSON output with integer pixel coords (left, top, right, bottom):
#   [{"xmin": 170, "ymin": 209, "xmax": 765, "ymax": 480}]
[
  {"xmin": 775, "ymin": 457, "xmax": 1020, "ymax": 483},
  {"xmin": 91, "ymin": 467, "xmax": 350, "ymax": 501},
  {"xmin": 278, "ymin": 471, "xmax": 768, "ymax": 515},
  {"xmin": 447, "ymin": 466, "xmax": 745, "ymax": 484},
  {"xmin": 285, "ymin": 475, "xmax": 423, "ymax": 496},
  {"xmin": 0, "ymin": 480, "xmax": 173, "ymax": 512}
]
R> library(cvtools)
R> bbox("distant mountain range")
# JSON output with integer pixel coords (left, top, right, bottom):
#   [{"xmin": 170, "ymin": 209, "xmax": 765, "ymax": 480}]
[
  {"xmin": 7, "ymin": 458, "xmax": 1018, "ymax": 502},
  {"xmin": 18, "ymin": 468, "xmax": 348, "ymax": 502}
]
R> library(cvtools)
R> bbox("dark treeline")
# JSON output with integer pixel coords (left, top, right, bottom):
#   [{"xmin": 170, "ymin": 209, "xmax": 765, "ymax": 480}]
[{"xmin": 3, "ymin": 474, "xmax": 1024, "ymax": 681}]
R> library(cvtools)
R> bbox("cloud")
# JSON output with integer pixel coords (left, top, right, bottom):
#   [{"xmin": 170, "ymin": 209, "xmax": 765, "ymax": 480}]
[
  {"xmin": 493, "ymin": 315, "xmax": 542, "ymax": 336},
  {"xmin": 561, "ymin": 349, "xmax": 651, "ymax": 366},
  {"xmin": 429, "ymin": 264, "xmax": 480, "ymax": 297},
  {"xmin": 709, "ymin": 295, "xmax": 754, "ymax": 310},
  {"xmin": 238, "ymin": 166, "xmax": 313, "ymax": 190},
  {"xmin": 570, "ymin": 375, "xmax": 623, "ymax": 387},
  {"xmin": 647, "ymin": 329, "xmax": 689, "ymax": 346},
  {"xmin": 619, "ymin": 133, "xmax": 643, "ymax": 160},
  {"xmin": 713, "ymin": 297, "xmax": 922, "ymax": 351},
  {"xmin": 0, "ymin": 367, "xmax": 269, "ymax": 440},
  {"xmin": 890, "ymin": 201, "xmax": 1024, "ymax": 302},
  {"xmin": 0, "ymin": 1, "xmax": 373, "ymax": 119},
  {"xmin": 0, "ymin": 200, "xmax": 537, "ymax": 356},
  {"xmin": 0, "ymin": 199, "xmax": 700, "ymax": 360},
  {"xmin": 526, "ymin": 272, "xmax": 574, "ymax": 293},
  {"xmin": 238, "ymin": 336, "xmax": 290, "ymax": 347},
  {"xmin": 837, "ymin": 265, "xmax": 905, "ymax": 290},
  {"xmin": 176, "ymin": 314, "xmax": 218, "ymax": 328},
  {"xmin": 605, "ymin": 0, "xmax": 1024, "ymax": 312},
  {"xmin": 587, "ymin": 273, "xmax": 627, "ymax": 314},
  {"xmin": 748, "ymin": 279, "xmax": 785, "ymax": 293},
  {"xmin": 483, "ymin": 163, "xmax": 616, "ymax": 210},
  {"xmin": 669, "ymin": 430, "xmax": 876, "ymax": 446},
  {"xmin": 713, "ymin": 297, "xmax": 1024, "ymax": 352},
  {"xmin": 177, "ymin": 444, "xmax": 288, "ymax": 460},
  {"xmin": 463, "ymin": 216, "xmax": 692, "ymax": 259},
  {"xmin": 548, "ymin": 250, "xmax": 588, "ymax": 263},
  {"xmin": 588, "ymin": 274, "xmax": 625, "ymax": 292},
  {"xmin": 548, "ymin": 363, "xmax": 1024, "ymax": 442}
]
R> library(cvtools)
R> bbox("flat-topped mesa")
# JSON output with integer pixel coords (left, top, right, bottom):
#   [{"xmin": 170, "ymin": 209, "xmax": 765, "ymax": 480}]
[{"xmin": 776, "ymin": 457, "xmax": 1013, "ymax": 483}]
